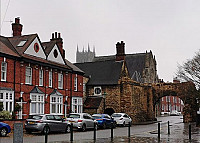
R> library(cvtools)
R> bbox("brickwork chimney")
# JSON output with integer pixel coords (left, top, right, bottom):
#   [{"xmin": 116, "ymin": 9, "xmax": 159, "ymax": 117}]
[
  {"xmin": 12, "ymin": 17, "xmax": 23, "ymax": 36},
  {"xmin": 116, "ymin": 41, "xmax": 125, "ymax": 61},
  {"xmin": 51, "ymin": 32, "xmax": 65, "ymax": 59}
]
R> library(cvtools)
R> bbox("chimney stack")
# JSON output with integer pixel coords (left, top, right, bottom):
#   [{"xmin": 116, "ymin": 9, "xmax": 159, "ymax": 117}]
[
  {"xmin": 12, "ymin": 17, "xmax": 23, "ymax": 36},
  {"xmin": 116, "ymin": 41, "xmax": 125, "ymax": 61},
  {"xmin": 51, "ymin": 32, "xmax": 65, "ymax": 59}
]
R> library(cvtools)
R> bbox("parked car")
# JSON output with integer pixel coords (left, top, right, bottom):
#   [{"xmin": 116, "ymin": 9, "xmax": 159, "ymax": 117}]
[
  {"xmin": 65, "ymin": 113, "xmax": 97, "ymax": 131},
  {"xmin": 111, "ymin": 113, "xmax": 132, "ymax": 127},
  {"xmin": 170, "ymin": 110, "xmax": 181, "ymax": 116},
  {"xmin": 0, "ymin": 122, "xmax": 11, "ymax": 137},
  {"xmin": 25, "ymin": 114, "xmax": 71, "ymax": 134},
  {"xmin": 92, "ymin": 114, "xmax": 116, "ymax": 129}
]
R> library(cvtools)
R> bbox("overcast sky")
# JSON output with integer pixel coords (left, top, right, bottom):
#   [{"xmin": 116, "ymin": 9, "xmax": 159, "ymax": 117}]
[{"xmin": 1, "ymin": 0, "xmax": 200, "ymax": 82}]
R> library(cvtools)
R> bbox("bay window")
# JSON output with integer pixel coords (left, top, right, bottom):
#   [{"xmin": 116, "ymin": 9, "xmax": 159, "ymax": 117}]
[
  {"xmin": 0, "ymin": 90, "xmax": 14, "ymax": 113},
  {"xmin": 30, "ymin": 94, "xmax": 44, "ymax": 114},
  {"xmin": 50, "ymin": 96, "xmax": 63, "ymax": 114}
]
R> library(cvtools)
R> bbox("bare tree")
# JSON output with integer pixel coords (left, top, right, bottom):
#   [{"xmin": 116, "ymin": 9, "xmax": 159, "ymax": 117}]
[{"xmin": 177, "ymin": 51, "xmax": 200, "ymax": 88}]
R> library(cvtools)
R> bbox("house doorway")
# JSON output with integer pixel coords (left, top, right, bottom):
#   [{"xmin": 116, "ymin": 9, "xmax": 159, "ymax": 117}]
[{"xmin": 104, "ymin": 108, "xmax": 115, "ymax": 116}]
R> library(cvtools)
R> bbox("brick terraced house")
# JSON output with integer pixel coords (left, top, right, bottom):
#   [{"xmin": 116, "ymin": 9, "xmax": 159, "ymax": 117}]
[{"xmin": 0, "ymin": 18, "xmax": 84, "ymax": 119}]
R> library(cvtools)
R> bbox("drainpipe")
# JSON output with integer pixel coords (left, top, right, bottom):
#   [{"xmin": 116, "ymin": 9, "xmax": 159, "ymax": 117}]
[
  {"xmin": 70, "ymin": 72, "xmax": 72, "ymax": 113},
  {"xmin": 13, "ymin": 59, "xmax": 16, "ymax": 118}
]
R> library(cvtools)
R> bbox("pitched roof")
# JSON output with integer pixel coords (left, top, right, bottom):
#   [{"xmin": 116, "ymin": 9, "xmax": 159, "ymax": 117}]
[
  {"xmin": 65, "ymin": 59, "xmax": 84, "ymax": 73},
  {"xmin": 0, "ymin": 36, "xmax": 20, "ymax": 57},
  {"xmin": 75, "ymin": 60, "xmax": 123, "ymax": 86},
  {"xmin": 49, "ymin": 89, "xmax": 63, "ymax": 96},
  {"xmin": 84, "ymin": 96, "xmax": 103, "ymax": 109},
  {"xmin": 30, "ymin": 86, "xmax": 44, "ymax": 94},
  {"xmin": 8, "ymin": 34, "xmax": 37, "ymax": 55},
  {"xmin": 42, "ymin": 40, "xmax": 56, "ymax": 55},
  {"xmin": 93, "ymin": 53, "xmax": 147, "ymax": 82}
]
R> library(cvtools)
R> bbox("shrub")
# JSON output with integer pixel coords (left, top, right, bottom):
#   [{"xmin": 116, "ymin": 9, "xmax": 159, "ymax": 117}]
[{"xmin": 0, "ymin": 111, "xmax": 12, "ymax": 120}]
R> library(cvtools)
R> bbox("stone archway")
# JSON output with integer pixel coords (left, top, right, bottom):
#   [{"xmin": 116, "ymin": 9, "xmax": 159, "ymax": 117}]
[
  {"xmin": 104, "ymin": 108, "xmax": 115, "ymax": 116},
  {"xmin": 152, "ymin": 82, "xmax": 198, "ymax": 123}
]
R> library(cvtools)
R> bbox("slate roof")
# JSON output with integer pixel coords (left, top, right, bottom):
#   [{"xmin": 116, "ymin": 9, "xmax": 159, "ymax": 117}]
[
  {"xmin": 1, "ymin": 34, "xmax": 83, "ymax": 74},
  {"xmin": 49, "ymin": 89, "xmax": 63, "ymax": 96},
  {"xmin": 0, "ymin": 36, "xmax": 20, "ymax": 57},
  {"xmin": 8, "ymin": 34, "xmax": 38, "ymax": 55},
  {"xmin": 84, "ymin": 96, "xmax": 103, "ymax": 109},
  {"xmin": 30, "ymin": 86, "xmax": 44, "ymax": 94},
  {"xmin": 75, "ymin": 60, "xmax": 123, "ymax": 86},
  {"xmin": 93, "ymin": 53, "xmax": 147, "ymax": 82}
]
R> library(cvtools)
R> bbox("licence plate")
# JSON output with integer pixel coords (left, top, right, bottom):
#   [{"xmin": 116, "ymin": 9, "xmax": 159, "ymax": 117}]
[
  {"xmin": 29, "ymin": 122, "xmax": 35, "ymax": 124},
  {"xmin": 69, "ymin": 120, "xmax": 75, "ymax": 123}
]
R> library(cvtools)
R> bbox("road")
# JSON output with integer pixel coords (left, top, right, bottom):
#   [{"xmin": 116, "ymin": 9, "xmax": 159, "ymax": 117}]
[{"xmin": 1, "ymin": 115, "xmax": 200, "ymax": 143}]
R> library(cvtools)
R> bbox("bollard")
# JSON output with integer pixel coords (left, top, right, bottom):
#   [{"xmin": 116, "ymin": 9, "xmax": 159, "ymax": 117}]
[
  {"xmin": 93, "ymin": 122, "xmax": 96, "ymax": 140},
  {"xmin": 70, "ymin": 123, "xmax": 73, "ymax": 142},
  {"xmin": 158, "ymin": 123, "xmax": 160, "ymax": 140},
  {"xmin": 44, "ymin": 123, "xmax": 49, "ymax": 143},
  {"xmin": 111, "ymin": 122, "xmax": 113, "ymax": 140},
  {"xmin": 189, "ymin": 123, "xmax": 191, "ymax": 140},
  {"xmin": 168, "ymin": 121, "xmax": 170, "ymax": 135},
  {"xmin": 128, "ymin": 122, "xmax": 131, "ymax": 137}
]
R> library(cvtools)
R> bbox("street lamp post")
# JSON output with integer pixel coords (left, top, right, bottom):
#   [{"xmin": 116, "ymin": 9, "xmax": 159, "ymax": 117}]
[{"xmin": 102, "ymin": 92, "xmax": 107, "ymax": 113}]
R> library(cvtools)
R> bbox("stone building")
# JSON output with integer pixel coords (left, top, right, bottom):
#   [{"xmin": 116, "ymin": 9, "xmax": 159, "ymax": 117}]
[
  {"xmin": 76, "ymin": 45, "xmax": 95, "ymax": 63},
  {"xmin": 75, "ymin": 41, "xmax": 156, "ymax": 123},
  {"xmin": 0, "ymin": 18, "xmax": 84, "ymax": 119}
]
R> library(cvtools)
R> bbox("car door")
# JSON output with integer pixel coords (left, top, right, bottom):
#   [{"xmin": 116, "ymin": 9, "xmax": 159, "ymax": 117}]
[
  {"xmin": 54, "ymin": 115, "xmax": 66, "ymax": 132},
  {"xmin": 123, "ymin": 114, "xmax": 129, "ymax": 124},
  {"xmin": 45, "ymin": 115, "xmax": 56, "ymax": 131},
  {"xmin": 104, "ymin": 115, "xmax": 111, "ymax": 126},
  {"xmin": 83, "ymin": 114, "xmax": 93, "ymax": 128}
]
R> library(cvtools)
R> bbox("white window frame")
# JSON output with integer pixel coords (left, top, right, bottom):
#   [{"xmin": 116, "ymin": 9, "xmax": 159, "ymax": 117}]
[
  {"xmin": 72, "ymin": 97, "xmax": 83, "ymax": 113},
  {"xmin": 50, "ymin": 96, "xmax": 63, "ymax": 114},
  {"xmin": 25, "ymin": 66, "xmax": 32, "ymax": 84},
  {"xmin": 39, "ymin": 69, "xmax": 43, "ymax": 86},
  {"xmin": 58, "ymin": 73, "xmax": 63, "ymax": 89},
  {"xmin": 30, "ymin": 94, "xmax": 44, "ymax": 114},
  {"xmin": 1, "ymin": 62, "xmax": 7, "ymax": 81},
  {"xmin": 74, "ymin": 74, "xmax": 78, "ymax": 91},
  {"xmin": 49, "ymin": 70, "xmax": 52, "ymax": 88},
  {"xmin": 0, "ymin": 90, "xmax": 14, "ymax": 113}
]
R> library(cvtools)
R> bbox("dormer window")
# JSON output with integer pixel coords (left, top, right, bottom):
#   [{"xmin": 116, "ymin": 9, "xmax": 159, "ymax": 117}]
[{"xmin": 17, "ymin": 40, "xmax": 27, "ymax": 47}]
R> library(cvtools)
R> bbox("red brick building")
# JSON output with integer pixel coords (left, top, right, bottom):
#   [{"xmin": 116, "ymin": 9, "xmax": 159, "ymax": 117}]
[{"xmin": 0, "ymin": 18, "xmax": 84, "ymax": 119}]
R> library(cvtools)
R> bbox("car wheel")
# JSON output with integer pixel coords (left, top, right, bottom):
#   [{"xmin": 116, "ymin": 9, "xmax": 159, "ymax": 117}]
[
  {"xmin": 102, "ymin": 123, "xmax": 106, "ymax": 129},
  {"xmin": 0, "ymin": 128, "xmax": 7, "ymax": 137},
  {"xmin": 65, "ymin": 125, "xmax": 71, "ymax": 133},
  {"xmin": 25, "ymin": 129, "xmax": 32, "ymax": 134},
  {"xmin": 82, "ymin": 124, "xmax": 86, "ymax": 132},
  {"xmin": 122, "ymin": 121, "xmax": 126, "ymax": 127},
  {"xmin": 42, "ymin": 126, "xmax": 50, "ymax": 135}
]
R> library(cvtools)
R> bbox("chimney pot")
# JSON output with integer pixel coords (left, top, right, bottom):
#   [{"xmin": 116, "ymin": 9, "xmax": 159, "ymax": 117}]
[
  {"xmin": 58, "ymin": 33, "xmax": 61, "ymax": 38},
  {"xmin": 52, "ymin": 33, "xmax": 54, "ymax": 39},
  {"xmin": 55, "ymin": 32, "xmax": 57, "ymax": 38}
]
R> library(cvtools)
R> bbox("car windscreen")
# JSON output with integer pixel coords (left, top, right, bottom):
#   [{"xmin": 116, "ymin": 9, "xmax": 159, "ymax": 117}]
[
  {"xmin": 92, "ymin": 115, "xmax": 102, "ymax": 119},
  {"xmin": 28, "ymin": 115, "xmax": 43, "ymax": 120},
  {"xmin": 68, "ymin": 114, "xmax": 80, "ymax": 118},
  {"xmin": 112, "ymin": 114, "xmax": 122, "ymax": 117}
]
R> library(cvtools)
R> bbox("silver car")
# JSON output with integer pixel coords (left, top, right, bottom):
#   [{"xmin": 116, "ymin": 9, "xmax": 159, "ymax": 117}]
[
  {"xmin": 65, "ymin": 113, "xmax": 97, "ymax": 131},
  {"xmin": 111, "ymin": 113, "xmax": 132, "ymax": 127},
  {"xmin": 25, "ymin": 114, "xmax": 71, "ymax": 134}
]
